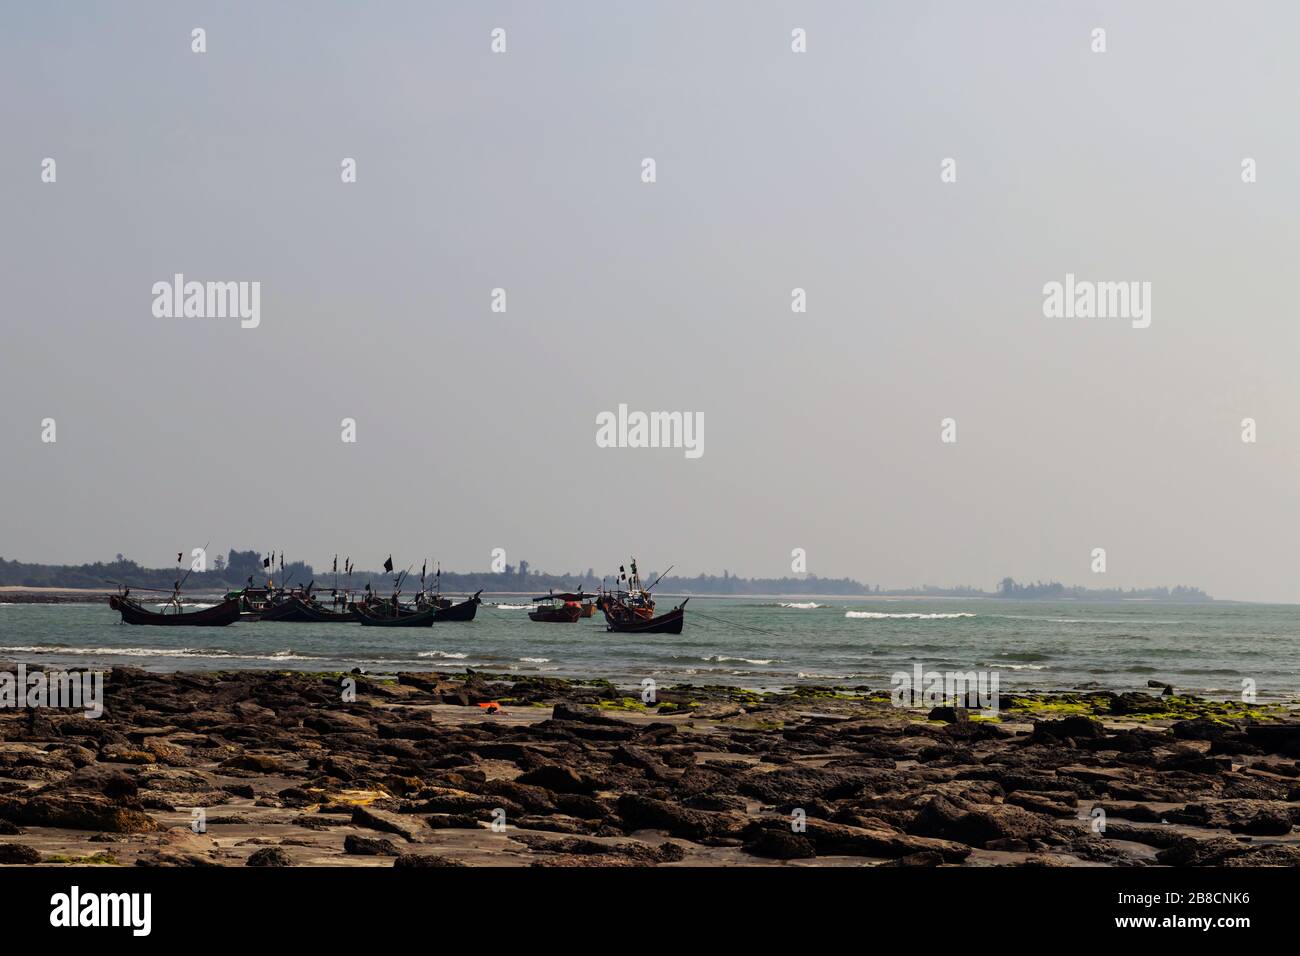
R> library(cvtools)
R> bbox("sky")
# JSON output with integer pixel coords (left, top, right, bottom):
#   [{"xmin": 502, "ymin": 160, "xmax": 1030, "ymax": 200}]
[{"xmin": 3, "ymin": 1, "xmax": 1299, "ymax": 602}]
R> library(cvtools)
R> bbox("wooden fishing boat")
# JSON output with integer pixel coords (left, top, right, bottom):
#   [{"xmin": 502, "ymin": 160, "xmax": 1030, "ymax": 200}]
[
  {"xmin": 433, "ymin": 590, "xmax": 482, "ymax": 622},
  {"xmin": 295, "ymin": 599, "xmax": 361, "ymax": 623},
  {"xmin": 528, "ymin": 591, "xmax": 589, "ymax": 623},
  {"xmin": 605, "ymin": 600, "xmax": 688, "ymax": 635},
  {"xmin": 356, "ymin": 604, "xmax": 437, "ymax": 627},
  {"xmin": 599, "ymin": 558, "xmax": 658, "ymax": 622},
  {"xmin": 255, "ymin": 596, "xmax": 317, "ymax": 623},
  {"xmin": 109, "ymin": 594, "xmax": 241, "ymax": 627}
]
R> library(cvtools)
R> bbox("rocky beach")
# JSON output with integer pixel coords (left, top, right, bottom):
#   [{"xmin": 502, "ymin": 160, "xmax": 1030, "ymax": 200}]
[{"xmin": 1, "ymin": 666, "xmax": 1298, "ymax": 868}]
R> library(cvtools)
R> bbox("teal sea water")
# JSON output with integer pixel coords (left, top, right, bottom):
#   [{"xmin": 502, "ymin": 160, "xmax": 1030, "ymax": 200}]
[{"xmin": 2, "ymin": 597, "xmax": 1298, "ymax": 702}]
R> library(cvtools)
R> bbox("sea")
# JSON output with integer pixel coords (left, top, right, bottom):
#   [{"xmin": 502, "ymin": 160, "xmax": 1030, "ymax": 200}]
[{"xmin": 2, "ymin": 596, "xmax": 1298, "ymax": 702}]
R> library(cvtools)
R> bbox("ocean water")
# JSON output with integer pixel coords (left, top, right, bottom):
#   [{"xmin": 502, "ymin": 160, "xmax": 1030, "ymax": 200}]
[{"xmin": 2, "ymin": 597, "xmax": 1298, "ymax": 702}]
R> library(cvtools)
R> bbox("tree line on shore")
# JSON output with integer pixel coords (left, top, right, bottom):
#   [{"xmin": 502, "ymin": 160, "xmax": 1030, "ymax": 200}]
[
  {"xmin": 0, "ymin": 555, "xmax": 1212, "ymax": 600},
  {"xmin": 0, "ymin": 552, "xmax": 871, "ymax": 596}
]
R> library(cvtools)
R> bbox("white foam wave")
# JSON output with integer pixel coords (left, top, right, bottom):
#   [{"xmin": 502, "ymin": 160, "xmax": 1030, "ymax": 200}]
[
  {"xmin": 845, "ymin": 611, "xmax": 975, "ymax": 620},
  {"xmin": 417, "ymin": 650, "xmax": 468, "ymax": 659},
  {"xmin": 0, "ymin": 645, "xmax": 317, "ymax": 661},
  {"xmin": 779, "ymin": 602, "xmax": 822, "ymax": 609}
]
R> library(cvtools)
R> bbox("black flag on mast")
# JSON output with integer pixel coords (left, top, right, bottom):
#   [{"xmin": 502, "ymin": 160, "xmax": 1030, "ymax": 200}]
[{"xmin": 383, "ymin": 555, "xmax": 394, "ymax": 574}]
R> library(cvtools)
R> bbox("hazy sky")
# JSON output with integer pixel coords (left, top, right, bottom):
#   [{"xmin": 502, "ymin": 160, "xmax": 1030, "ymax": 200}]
[{"xmin": 4, "ymin": 2, "xmax": 1300, "ymax": 602}]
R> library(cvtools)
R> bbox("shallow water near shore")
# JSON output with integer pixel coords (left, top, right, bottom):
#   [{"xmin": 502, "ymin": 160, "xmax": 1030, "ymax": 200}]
[{"xmin": 2, "ymin": 596, "xmax": 1298, "ymax": 702}]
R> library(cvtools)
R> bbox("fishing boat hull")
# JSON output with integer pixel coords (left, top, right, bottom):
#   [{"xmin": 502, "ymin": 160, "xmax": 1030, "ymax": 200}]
[
  {"xmin": 109, "ymin": 596, "xmax": 241, "ymax": 627},
  {"xmin": 296, "ymin": 600, "xmax": 361, "ymax": 623},
  {"xmin": 605, "ymin": 605, "xmax": 686, "ymax": 635},
  {"xmin": 357, "ymin": 606, "xmax": 437, "ymax": 627},
  {"xmin": 529, "ymin": 605, "xmax": 582, "ymax": 623},
  {"xmin": 434, "ymin": 591, "xmax": 482, "ymax": 622},
  {"xmin": 255, "ymin": 597, "xmax": 317, "ymax": 623}
]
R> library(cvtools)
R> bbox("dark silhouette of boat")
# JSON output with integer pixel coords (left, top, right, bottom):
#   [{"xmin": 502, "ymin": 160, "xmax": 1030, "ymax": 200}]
[
  {"xmin": 598, "ymin": 558, "xmax": 659, "ymax": 622},
  {"xmin": 604, "ymin": 600, "xmax": 687, "ymax": 635},
  {"xmin": 254, "ymin": 595, "xmax": 360, "ymax": 623},
  {"xmin": 433, "ymin": 590, "xmax": 482, "ymax": 622},
  {"xmin": 356, "ymin": 603, "xmax": 437, "ymax": 627},
  {"xmin": 255, "ymin": 596, "xmax": 317, "ymax": 623},
  {"xmin": 528, "ymin": 591, "xmax": 590, "ymax": 623},
  {"xmin": 295, "ymin": 599, "xmax": 361, "ymax": 623},
  {"xmin": 109, "ymin": 594, "xmax": 241, "ymax": 627}
]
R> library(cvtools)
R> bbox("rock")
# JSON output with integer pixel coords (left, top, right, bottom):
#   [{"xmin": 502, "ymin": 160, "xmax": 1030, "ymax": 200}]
[
  {"xmin": 880, "ymin": 850, "xmax": 944, "ymax": 867},
  {"xmin": 683, "ymin": 794, "xmax": 748, "ymax": 813},
  {"xmin": 0, "ymin": 843, "xmax": 40, "ymax": 864},
  {"xmin": 63, "ymin": 766, "xmax": 139, "ymax": 800},
  {"xmin": 510, "ymin": 833, "xmax": 685, "ymax": 864},
  {"xmin": 801, "ymin": 818, "xmax": 971, "ymax": 862},
  {"xmin": 480, "ymin": 779, "xmax": 557, "ymax": 813},
  {"xmin": 423, "ymin": 814, "xmax": 483, "ymax": 830},
  {"xmin": 743, "ymin": 829, "xmax": 816, "ymax": 860},
  {"xmin": 1110, "ymin": 693, "xmax": 1170, "ymax": 716},
  {"xmin": 908, "ymin": 798, "xmax": 1054, "ymax": 849},
  {"xmin": 219, "ymin": 753, "xmax": 288, "ymax": 773},
  {"xmin": 616, "ymin": 794, "xmax": 747, "ymax": 842},
  {"xmin": 612, "ymin": 745, "xmax": 678, "ymax": 782},
  {"xmin": 245, "ymin": 846, "xmax": 292, "ymax": 866},
  {"xmin": 1170, "ymin": 718, "xmax": 1235, "ymax": 741},
  {"xmin": 0, "ymin": 793, "xmax": 157, "ymax": 834},
  {"xmin": 1157, "ymin": 836, "xmax": 1300, "ymax": 867},
  {"xmin": 1228, "ymin": 807, "xmax": 1293, "ymax": 836},
  {"xmin": 408, "ymin": 792, "xmax": 520, "ymax": 816},
  {"xmin": 1219, "ymin": 845, "xmax": 1300, "ymax": 866},
  {"xmin": 343, "ymin": 834, "xmax": 401, "ymax": 856},
  {"xmin": 927, "ymin": 707, "xmax": 968, "ymax": 724},
  {"xmin": 99, "ymin": 745, "xmax": 157, "ymax": 765},
  {"xmin": 1005, "ymin": 792, "xmax": 1077, "ymax": 818},
  {"xmin": 1101, "ymin": 823, "xmax": 1184, "ymax": 849},
  {"xmin": 1244, "ymin": 724, "xmax": 1300, "ymax": 757},
  {"xmin": 1030, "ymin": 717, "xmax": 1103, "ymax": 742},
  {"xmin": 141, "ymin": 738, "xmax": 196, "ymax": 767},
  {"xmin": 393, "ymin": 853, "xmax": 465, "ymax": 867},
  {"xmin": 550, "ymin": 703, "xmax": 630, "ymax": 726},
  {"xmin": 516, "ymin": 765, "xmax": 600, "ymax": 795},
  {"xmin": 735, "ymin": 766, "xmax": 876, "ymax": 804},
  {"xmin": 350, "ymin": 806, "xmax": 423, "ymax": 842}
]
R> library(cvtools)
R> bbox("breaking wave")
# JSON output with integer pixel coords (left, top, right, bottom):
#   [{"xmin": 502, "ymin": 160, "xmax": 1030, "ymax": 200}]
[
  {"xmin": 845, "ymin": 611, "xmax": 975, "ymax": 620},
  {"xmin": 0, "ymin": 645, "xmax": 318, "ymax": 661}
]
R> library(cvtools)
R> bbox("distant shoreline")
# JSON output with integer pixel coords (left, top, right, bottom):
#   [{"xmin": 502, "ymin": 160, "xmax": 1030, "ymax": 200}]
[{"xmin": 0, "ymin": 586, "xmax": 1232, "ymax": 605}]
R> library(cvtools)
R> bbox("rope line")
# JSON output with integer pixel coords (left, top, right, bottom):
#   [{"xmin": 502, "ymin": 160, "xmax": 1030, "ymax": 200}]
[{"xmin": 687, "ymin": 610, "xmax": 781, "ymax": 635}]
